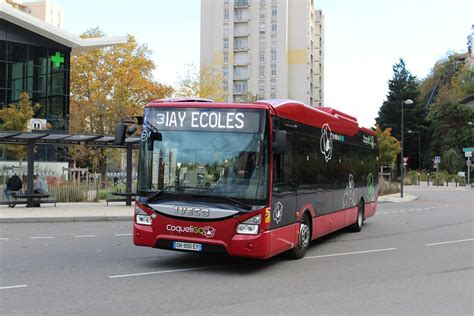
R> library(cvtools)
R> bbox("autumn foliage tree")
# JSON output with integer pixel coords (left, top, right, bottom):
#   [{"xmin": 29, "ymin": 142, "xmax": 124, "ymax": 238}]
[
  {"xmin": 375, "ymin": 126, "xmax": 401, "ymax": 168},
  {"xmin": 175, "ymin": 63, "xmax": 226, "ymax": 101},
  {"xmin": 70, "ymin": 28, "xmax": 173, "ymax": 135},
  {"xmin": 69, "ymin": 28, "xmax": 173, "ymax": 176},
  {"xmin": 0, "ymin": 92, "xmax": 39, "ymax": 160}
]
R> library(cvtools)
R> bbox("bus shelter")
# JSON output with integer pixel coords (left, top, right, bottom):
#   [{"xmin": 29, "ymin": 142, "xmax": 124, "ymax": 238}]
[{"xmin": 0, "ymin": 131, "xmax": 139, "ymax": 207}]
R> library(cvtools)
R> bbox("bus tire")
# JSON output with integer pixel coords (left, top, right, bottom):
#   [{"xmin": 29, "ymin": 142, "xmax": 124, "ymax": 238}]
[
  {"xmin": 286, "ymin": 213, "xmax": 311, "ymax": 260},
  {"xmin": 350, "ymin": 199, "xmax": 364, "ymax": 232}
]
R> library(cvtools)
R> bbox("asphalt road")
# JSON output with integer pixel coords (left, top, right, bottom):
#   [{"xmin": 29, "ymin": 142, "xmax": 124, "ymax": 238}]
[{"xmin": 1, "ymin": 187, "xmax": 473, "ymax": 315}]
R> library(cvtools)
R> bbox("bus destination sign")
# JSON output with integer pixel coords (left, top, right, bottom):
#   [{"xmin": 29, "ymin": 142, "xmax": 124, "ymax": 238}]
[{"xmin": 146, "ymin": 109, "xmax": 263, "ymax": 133}]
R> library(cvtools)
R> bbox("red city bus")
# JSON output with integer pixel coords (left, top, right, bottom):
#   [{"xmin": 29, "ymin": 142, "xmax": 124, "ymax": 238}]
[{"xmin": 127, "ymin": 98, "xmax": 378, "ymax": 259}]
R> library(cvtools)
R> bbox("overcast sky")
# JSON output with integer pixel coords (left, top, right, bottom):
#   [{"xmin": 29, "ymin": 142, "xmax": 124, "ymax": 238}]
[{"xmin": 55, "ymin": 0, "xmax": 473, "ymax": 127}]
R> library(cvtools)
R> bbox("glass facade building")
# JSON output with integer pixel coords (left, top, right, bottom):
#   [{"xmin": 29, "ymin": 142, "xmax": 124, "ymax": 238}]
[{"xmin": 0, "ymin": 19, "xmax": 70, "ymax": 161}]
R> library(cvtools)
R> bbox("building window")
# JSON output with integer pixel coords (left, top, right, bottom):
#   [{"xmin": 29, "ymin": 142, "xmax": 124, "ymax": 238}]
[
  {"xmin": 223, "ymin": 51, "xmax": 229, "ymax": 64},
  {"xmin": 270, "ymin": 79, "xmax": 277, "ymax": 92},
  {"xmin": 259, "ymin": 22, "xmax": 266, "ymax": 33},
  {"xmin": 225, "ymin": 0, "xmax": 229, "ymax": 4},
  {"xmin": 234, "ymin": 80, "xmax": 248, "ymax": 93},
  {"xmin": 259, "ymin": 51, "xmax": 265, "ymax": 63},
  {"xmin": 235, "ymin": 0, "xmax": 249, "ymax": 6},
  {"xmin": 259, "ymin": 80, "xmax": 265, "ymax": 93},
  {"xmin": 271, "ymin": 22, "xmax": 277, "ymax": 33},
  {"xmin": 224, "ymin": 38, "xmax": 229, "ymax": 49},
  {"xmin": 270, "ymin": 93, "xmax": 276, "ymax": 99},
  {"xmin": 259, "ymin": 65, "xmax": 265, "ymax": 78},
  {"xmin": 271, "ymin": 49, "xmax": 277, "ymax": 62},
  {"xmin": 260, "ymin": 0, "xmax": 266, "ymax": 5},
  {"xmin": 271, "ymin": 64, "xmax": 276, "ymax": 76},
  {"xmin": 223, "ymin": 80, "xmax": 228, "ymax": 92},
  {"xmin": 223, "ymin": 24, "xmax": 229, "ymax": 36},
  {"xmin": 271, "ymin": 35, "xmax": 277, "ymax": 48},
  {"xmin": 223, "ymin": 66, "xmax": 229, "ymax": 78},
  {"xmin": 224, "ymin": 8, "xmax": 229, "ymax": 20},
  {"xmin": 259, "ymin": 36, "xmax": 266, "ymax": 49},
  {"xmin": 260, "ymin": 10, "xmax": 266, "ymax": 20},
  {"xmin": 235, "ymin": 9, "xmax": 243, "ymax": 21},
  {"xmin": 272, "ymin": 6, "xmax": 277, "ymax": 17},
  {"xmin": 234, "ymin": 38, "xmax": 246, "ymax": 50}
]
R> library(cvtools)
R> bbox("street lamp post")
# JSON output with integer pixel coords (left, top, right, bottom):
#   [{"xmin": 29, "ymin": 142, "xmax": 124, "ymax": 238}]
[{"xmin": 401, "ymin": 99, "xmax": 414, "ymax": 198}]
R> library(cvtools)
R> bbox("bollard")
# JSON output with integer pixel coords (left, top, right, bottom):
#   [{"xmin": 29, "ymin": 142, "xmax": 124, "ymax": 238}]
[
  {"xmin": 427, "ymin": 174, "xmax": 430, "ymax": 186},
  {"xmin": 455, "ymin": 179, "xmax": 458, "ymax": 187}
]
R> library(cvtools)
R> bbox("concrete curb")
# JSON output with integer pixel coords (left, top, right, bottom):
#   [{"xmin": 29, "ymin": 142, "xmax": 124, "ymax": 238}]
[
  {"xmin": 0, "ymin": 216, "xmax": 133, "ymax": 223},
  {"xmin": 378, "ymin": 194, "xmax": 418, "ymax": 203}
]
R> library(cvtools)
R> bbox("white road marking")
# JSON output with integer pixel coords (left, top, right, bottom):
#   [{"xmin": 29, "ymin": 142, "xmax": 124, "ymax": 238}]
[
  {"xmin": 114, "ymin": 233, "xmax": 132, "ymax": 237},
  {"xmin": 109, "ymin": 265, "xmax": 233, "ymax": 279},
  {"xmin": 416, "ymin": 208, "xmax": 423, "ymax": 211},
  {"xmin": 0, "ymin": 285, "xmax": 28, "ymax": 290},
  {"xmin": 73, "ymin": 235, "xmax": 96, "ymax": 238},
  {"xmin": 426, "ymin": 238, "xmax": 474, "ymax": 246},
  {"xmin": 0, "ymin": 238, "xmax": 9, "ymax": 241},
  {"xmin": 305, "ymin": 248, "xmax": 397, "ymax": 259},
  {"xmin": 30, "ymin": 236, "xmax": 54, "ymax": 239}
]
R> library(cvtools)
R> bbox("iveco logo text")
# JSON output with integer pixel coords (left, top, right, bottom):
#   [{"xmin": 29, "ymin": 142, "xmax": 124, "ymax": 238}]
[
  {"xmin": 175, "ymin": 206, "xmax": 210, "ymax": 217},
  {"xmin": 166, "ymin": 224, "xmax": 216, "ymax": 238}
]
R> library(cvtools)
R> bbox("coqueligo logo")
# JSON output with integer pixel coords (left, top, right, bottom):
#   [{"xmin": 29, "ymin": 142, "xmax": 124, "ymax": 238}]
[{"xmin": 166, "ymin": 224, "xmax": 216, "ymax": 238}]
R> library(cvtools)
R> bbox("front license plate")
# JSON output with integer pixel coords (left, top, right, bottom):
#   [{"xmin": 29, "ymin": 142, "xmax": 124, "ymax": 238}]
[{"xmin": 173, "ymin": 241, "xmax": 202, "ymax": 252}]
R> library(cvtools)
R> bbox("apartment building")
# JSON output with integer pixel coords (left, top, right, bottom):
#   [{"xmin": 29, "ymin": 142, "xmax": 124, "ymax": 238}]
[
  {"xmin": 201, "ymin": 0, "xmax": 324, "ymax": 107},
  {"xmin": 2, "ymin": 0, "xmax": 64, "ymax": 28}
]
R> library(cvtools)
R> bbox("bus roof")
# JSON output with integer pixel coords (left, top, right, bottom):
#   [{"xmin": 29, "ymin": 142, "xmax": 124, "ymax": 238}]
[{"xmin": 146, "ymin": 98, "xmax": 375, "ymax": 136}]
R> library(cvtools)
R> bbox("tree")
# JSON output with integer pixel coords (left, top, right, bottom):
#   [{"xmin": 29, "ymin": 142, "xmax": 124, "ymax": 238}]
[
  {"xmin": 0, "ymin": 92, "xmax": 39, "ymax": 160},
  {"xmin": 70, "ymin": 28, "xmax": 173, "ymax": 136},
  {"xmin": 420, "ymin": 53, "xmax": 474, "ymax": 170},
  {"xmin": 376, "ymin": 58, "xmax": 426, "ymax": 170},
  {"xmin": 375, "ymin": 126, "xmax": 401, "ymax": 168},
  {"xmin": 175, "ymin": 63, "xmax": 226, "ymax": 101},
  {"xmin": 69, "ymin": 28, "xmax": 174, "ymax": 179}
]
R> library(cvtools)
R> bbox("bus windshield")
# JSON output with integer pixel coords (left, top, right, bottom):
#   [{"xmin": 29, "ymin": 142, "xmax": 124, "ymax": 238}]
[{"xmin": 138, "ymin": 108, "xmax": 269, "ymax": 206}]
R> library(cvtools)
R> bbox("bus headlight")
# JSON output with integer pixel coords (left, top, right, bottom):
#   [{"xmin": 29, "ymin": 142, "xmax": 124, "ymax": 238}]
[
  {"xmin": 136, "ymin": 206, "xmax": 152, "ymax": 226},
  {"xmin": 236, "ymin": 214, "xmax": 261, "ymax": 235}
]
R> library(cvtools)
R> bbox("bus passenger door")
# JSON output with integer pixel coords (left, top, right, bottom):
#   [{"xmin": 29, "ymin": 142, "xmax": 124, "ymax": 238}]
[{"xmin": 269, "ymin": 132, "xmax": 297, "ymax": 253}]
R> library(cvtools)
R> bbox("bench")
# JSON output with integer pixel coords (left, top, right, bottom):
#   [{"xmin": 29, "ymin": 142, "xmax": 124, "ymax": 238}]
[{"xmin": 1, "ymin": 193, "xmax": 57, "ymax": 207}]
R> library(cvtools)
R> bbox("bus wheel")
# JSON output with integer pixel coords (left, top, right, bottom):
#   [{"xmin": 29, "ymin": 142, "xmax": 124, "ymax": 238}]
[
  {"xmin": 350, "ymin": 200, "xmax": 364, "ymax": 232},
  {"xmin": 287, "ymin": 213, "xmax": 311, "ymax": 259}
]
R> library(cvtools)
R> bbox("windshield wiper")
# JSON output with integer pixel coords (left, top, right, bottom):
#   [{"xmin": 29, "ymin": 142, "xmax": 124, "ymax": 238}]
[
  {"xmin": 192, "ymin": 193, "xmax": 252, "ymax": 211},
  {"xmin": 146, "ymin": 186, "xmax": 173, "ymax": 202},
  {"xmin": 220, "ymin": 195, "xmax": 253, "ymax": 211}
]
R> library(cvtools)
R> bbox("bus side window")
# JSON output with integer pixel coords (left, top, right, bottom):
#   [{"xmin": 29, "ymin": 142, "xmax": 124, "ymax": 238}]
[{"xmin": 273, "ymin": 132, "xmax": 294, "ymax": 189}]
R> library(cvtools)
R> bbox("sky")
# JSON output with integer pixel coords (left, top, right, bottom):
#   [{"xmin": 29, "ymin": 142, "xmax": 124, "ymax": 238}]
[{"xmin": 54, "ymin": 0, "xmax": 473, "ymax": 128}]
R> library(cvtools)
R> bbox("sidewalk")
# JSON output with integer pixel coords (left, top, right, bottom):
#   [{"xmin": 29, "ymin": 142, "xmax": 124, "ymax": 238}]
[
  {"xmin": 378, "ymin": 193, "xmax": 418, "ymax": 203},
  {"xmin": 0, "ymin": 201, "xmax": 134, "ymax": 223}
]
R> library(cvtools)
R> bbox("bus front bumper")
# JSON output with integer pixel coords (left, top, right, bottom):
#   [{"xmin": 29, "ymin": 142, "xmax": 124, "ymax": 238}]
[{"xmin": 133, "ymin": 212, "xmax": 272, "ymax": 259}]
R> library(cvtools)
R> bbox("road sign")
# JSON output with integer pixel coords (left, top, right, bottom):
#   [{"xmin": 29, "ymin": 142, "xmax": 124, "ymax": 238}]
[
  {"xmin": 403, "ymin": 157, "xmax": 409, "ymax": 163},
  {"xmin": 462, "ymin": 147, "xmax": 474, "ymax": 153},
  {"xmin": 434, "ymin": 156, "xmax": 441, "ymax": 164},
  {"xmin": 458, "ymin": 171, "xmax": 465, "ymax": 177},
  {"xmin": 465, "ymin": 151, "xmax": 472, "ymax": 158}
]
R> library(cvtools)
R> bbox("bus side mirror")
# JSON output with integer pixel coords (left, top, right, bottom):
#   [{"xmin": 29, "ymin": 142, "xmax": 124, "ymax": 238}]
[
  {"xmin": 114, "ymin": 123, "xmax": 127, "ymax": 145},
  {"xmin": 147, "ymin": 132, "xmax": 163, "ymax": 151},
  {"xmin": 273, "ymin": 130, "xmax": 287, "ymax": 154}
]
